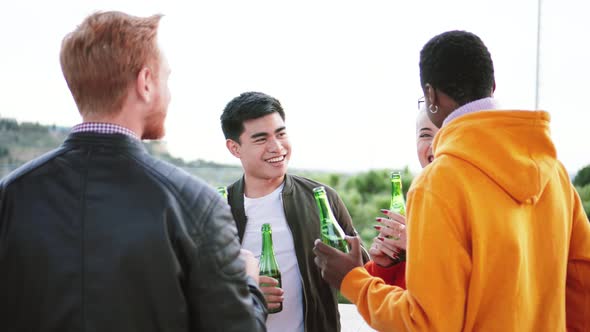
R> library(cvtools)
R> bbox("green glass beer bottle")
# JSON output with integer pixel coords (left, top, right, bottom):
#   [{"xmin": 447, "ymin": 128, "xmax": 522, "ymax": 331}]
[
  {"xmin": 216, "ymin": 186, "xmax": 228, "ymax": 200},
  {"xmin": 313, "ymin": 186, "xmax": 349, "ymax": 253},
  {"xmin": 389, "ymin": 172, "xmax": 406, "ymax": 216},
  {"xmin": 389, "ymin": 171, "xmax": 406, "ymax": 262},
  {"xmin": 259, "ymin": 223, "xmax": 282, "ymax": 314}
]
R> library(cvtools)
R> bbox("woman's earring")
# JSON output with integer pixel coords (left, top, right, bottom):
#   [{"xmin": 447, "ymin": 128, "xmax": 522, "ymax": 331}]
[{"xmin": 429, "ymin": 104, "xmax": 439, "ymax": 114}]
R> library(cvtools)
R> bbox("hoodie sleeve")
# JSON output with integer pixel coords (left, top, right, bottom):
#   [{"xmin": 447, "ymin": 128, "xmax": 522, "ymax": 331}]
[
  {"xmin": 566, "ymin": 187, "xmax": 590, "ymax": 331},
  {"xmin": 340, "ymin": 187, "xmax": 471, "ymax": 332}
]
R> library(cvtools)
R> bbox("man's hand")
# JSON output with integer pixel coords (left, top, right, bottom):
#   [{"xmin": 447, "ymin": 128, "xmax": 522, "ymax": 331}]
[
  {"xmin": 313, "ymin": 236, "xmax": 364, "ymax": 290},
  {"xmin": 259, "ymin": 276, "xmax": 284, "ymax": 310},
  {"xmin": 240, "ymin": 249, "xmax": 259, "ymax": 285}
]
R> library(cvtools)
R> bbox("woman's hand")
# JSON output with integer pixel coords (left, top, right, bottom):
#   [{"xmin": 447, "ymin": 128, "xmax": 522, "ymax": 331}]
[{"xmin": 368, "ymin": 209, "xmax": 407, "ymax": 266}]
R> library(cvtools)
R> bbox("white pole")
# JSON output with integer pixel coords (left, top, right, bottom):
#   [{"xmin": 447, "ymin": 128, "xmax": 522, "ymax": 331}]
[{"xmin": 535, "ymin": 0, "xmax": 543, "ymax": 109}]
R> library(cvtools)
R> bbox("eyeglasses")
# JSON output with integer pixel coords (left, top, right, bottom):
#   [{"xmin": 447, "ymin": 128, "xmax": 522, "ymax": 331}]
[{"xmin": 418, "ymin": 96, "xmax": 425, "ymax": 110}]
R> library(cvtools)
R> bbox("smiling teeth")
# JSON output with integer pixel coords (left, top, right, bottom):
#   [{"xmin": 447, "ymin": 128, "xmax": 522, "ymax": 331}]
[{"xmin": 267, "ymin": 156, "xmax": 284, "ymax": 163}]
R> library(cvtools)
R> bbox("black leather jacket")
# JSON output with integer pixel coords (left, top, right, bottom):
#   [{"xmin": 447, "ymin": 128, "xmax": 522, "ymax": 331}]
[
  {"xmin": 0, "ymin": 132, "xmax": 267, "ymax": 332},
  {"xmin": 228, "ymin": 174, "xmax": 369, "ymax": 332}
]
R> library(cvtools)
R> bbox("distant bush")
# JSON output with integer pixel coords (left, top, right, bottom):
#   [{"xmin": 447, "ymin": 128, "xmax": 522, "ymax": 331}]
[
  {"xmin": 0, "ymin": 118, "xmax": 18, "ymax": 130},
  {"xmin": 0, "ymin": 146, "xmax": 8, "ymax": 158},
  {"xmin": 574, "ymin": 165, "xmax": 590, "ymax": 187},
  {"xmin": 19, "ymin": 122, "xmax": 48, "ymax": 133},
  {"xmin": 575, "ymin": 184, "xmax": 590, "ymax": 219}
]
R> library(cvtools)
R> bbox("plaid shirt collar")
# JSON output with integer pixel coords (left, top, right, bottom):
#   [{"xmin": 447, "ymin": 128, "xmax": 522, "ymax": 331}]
[{"xmin": 71, "ymin": 122, "xmax": 140, "ymax": 140}]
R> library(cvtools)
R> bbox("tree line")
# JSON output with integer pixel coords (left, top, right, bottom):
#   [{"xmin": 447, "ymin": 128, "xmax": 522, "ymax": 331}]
[{"xmin": 2, "ymin": 116, "xmax": 588, "ymax": 249}]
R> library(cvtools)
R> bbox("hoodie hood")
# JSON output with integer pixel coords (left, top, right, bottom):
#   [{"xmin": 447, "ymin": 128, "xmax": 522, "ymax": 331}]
[{"xmin": 433, "ymin": 110, "xmax": 557, "ymax": 204}]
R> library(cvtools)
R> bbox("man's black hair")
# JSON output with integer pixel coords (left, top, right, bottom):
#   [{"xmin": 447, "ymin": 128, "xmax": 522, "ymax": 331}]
[{"xmin": 220, "ymin": 91, "xmax": 285, "ymax": 143}]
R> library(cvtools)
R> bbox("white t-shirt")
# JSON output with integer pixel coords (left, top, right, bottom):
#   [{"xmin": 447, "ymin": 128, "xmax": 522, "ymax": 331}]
[{"xmin": 242, "ymin": 184, "xmax": 304, "ymax": 332}]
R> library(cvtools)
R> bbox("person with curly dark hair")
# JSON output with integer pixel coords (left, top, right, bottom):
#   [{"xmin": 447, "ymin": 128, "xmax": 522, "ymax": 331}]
[{"xmin": 314, "ymin": 30, "xmax": 590, "ymax": 331}]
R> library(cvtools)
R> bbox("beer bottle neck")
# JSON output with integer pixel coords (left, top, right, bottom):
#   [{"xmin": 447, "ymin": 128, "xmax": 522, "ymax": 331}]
[
  {"xmin": 316, "ymin": 195, "xmax": 336, "ymax": 221},
  {"xmin": 392, "ymin": 180, "xmax": 403, "ymax": 197},
  {"xmin": 262, "ymin": 231, "xmax": 274, "ymax": 256}
]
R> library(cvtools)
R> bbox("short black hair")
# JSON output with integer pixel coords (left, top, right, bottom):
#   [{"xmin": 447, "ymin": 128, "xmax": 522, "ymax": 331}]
[
  {"xmin": 220, "ymin": 91, "xmax": 285, "ymax": 143},
  {"xmin": 419, "ymin": 30, "xmax": 495, "ymax": 106}
]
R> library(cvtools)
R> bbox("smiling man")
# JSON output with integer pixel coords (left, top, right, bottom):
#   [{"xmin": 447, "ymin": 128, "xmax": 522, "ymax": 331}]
[{"xmin": 220, "ymin": 91, "xmax": 368, "ymax": 332}]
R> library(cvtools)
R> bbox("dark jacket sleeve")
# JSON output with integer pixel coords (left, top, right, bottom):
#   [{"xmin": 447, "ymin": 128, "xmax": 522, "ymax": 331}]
[
  {"xmin": 183, "ymin": 195, "xmax": 267, "ymax": 332},
  {"xmin": 328, "ymin": 189, "xmax": 370, "ymax": 263}
]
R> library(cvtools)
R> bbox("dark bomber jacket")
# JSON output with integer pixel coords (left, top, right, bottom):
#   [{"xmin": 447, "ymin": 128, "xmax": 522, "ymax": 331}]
[
  {"xmin": 0, "ymin": 132, "xmax": 267, "ymax": 332},
  {"xmin": 228, "ymin": 174, "xmax": 368, "ymax": 332}
]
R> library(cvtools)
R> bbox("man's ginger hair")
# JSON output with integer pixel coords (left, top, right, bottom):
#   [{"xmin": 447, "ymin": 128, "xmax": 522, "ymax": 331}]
[{"xmin": 60, "ymin": 11, "xmax": 162, "ymax": 116}]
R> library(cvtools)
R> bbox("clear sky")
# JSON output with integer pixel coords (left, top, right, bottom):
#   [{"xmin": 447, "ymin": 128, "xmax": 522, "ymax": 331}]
[{"xmin": 1, "ymin": 0, "xmax": 588, "ymax": 174}]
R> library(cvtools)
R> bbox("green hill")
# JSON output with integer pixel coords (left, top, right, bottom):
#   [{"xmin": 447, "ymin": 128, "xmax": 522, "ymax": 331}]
[
  {"xmin": 0, "ymin": 117, "xmax": 243, "ymax": 185},
  {"xmin": 0, "ymin": 118, "xmax": 69, "ymax": 177}
]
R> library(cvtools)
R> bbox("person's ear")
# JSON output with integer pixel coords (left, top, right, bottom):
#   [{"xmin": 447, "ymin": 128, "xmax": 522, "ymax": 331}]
[
  {"xmin": 135, "ymin": 66, "xmax": 154, "ymax": 103},
  {"xmin": 226, "ymin": 139, "xmax": 241, "ymax": 158},
  {"xmin": 425, "ymin": 83, "xmax": 437, "ymax": 107}
]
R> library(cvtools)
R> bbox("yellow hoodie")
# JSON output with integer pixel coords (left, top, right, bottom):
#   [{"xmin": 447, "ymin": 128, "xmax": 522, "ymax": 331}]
[{"xmin": 341, "ymin": 111, "xmax": 590, "ymax": 331}]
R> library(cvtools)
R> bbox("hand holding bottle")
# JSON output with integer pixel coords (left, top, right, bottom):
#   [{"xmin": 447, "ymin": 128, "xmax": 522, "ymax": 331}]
[
  {"xmin": 258, "ymin": 276, "xmax": 284, "ymax": 311},
  {"xmin": 369, "ymin": 209, "xmax": 407, "ymax": 266},
  {"xmin": 313, "ymin": 236, "xmax": 364, "ymax": 290},
  {"xmin": 259, "ymin": 223, "xmax": 283, "ymax": 313},
  {"xmin": 378, "ymin": 171, "xmax": 408, "ymax": 263}
]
